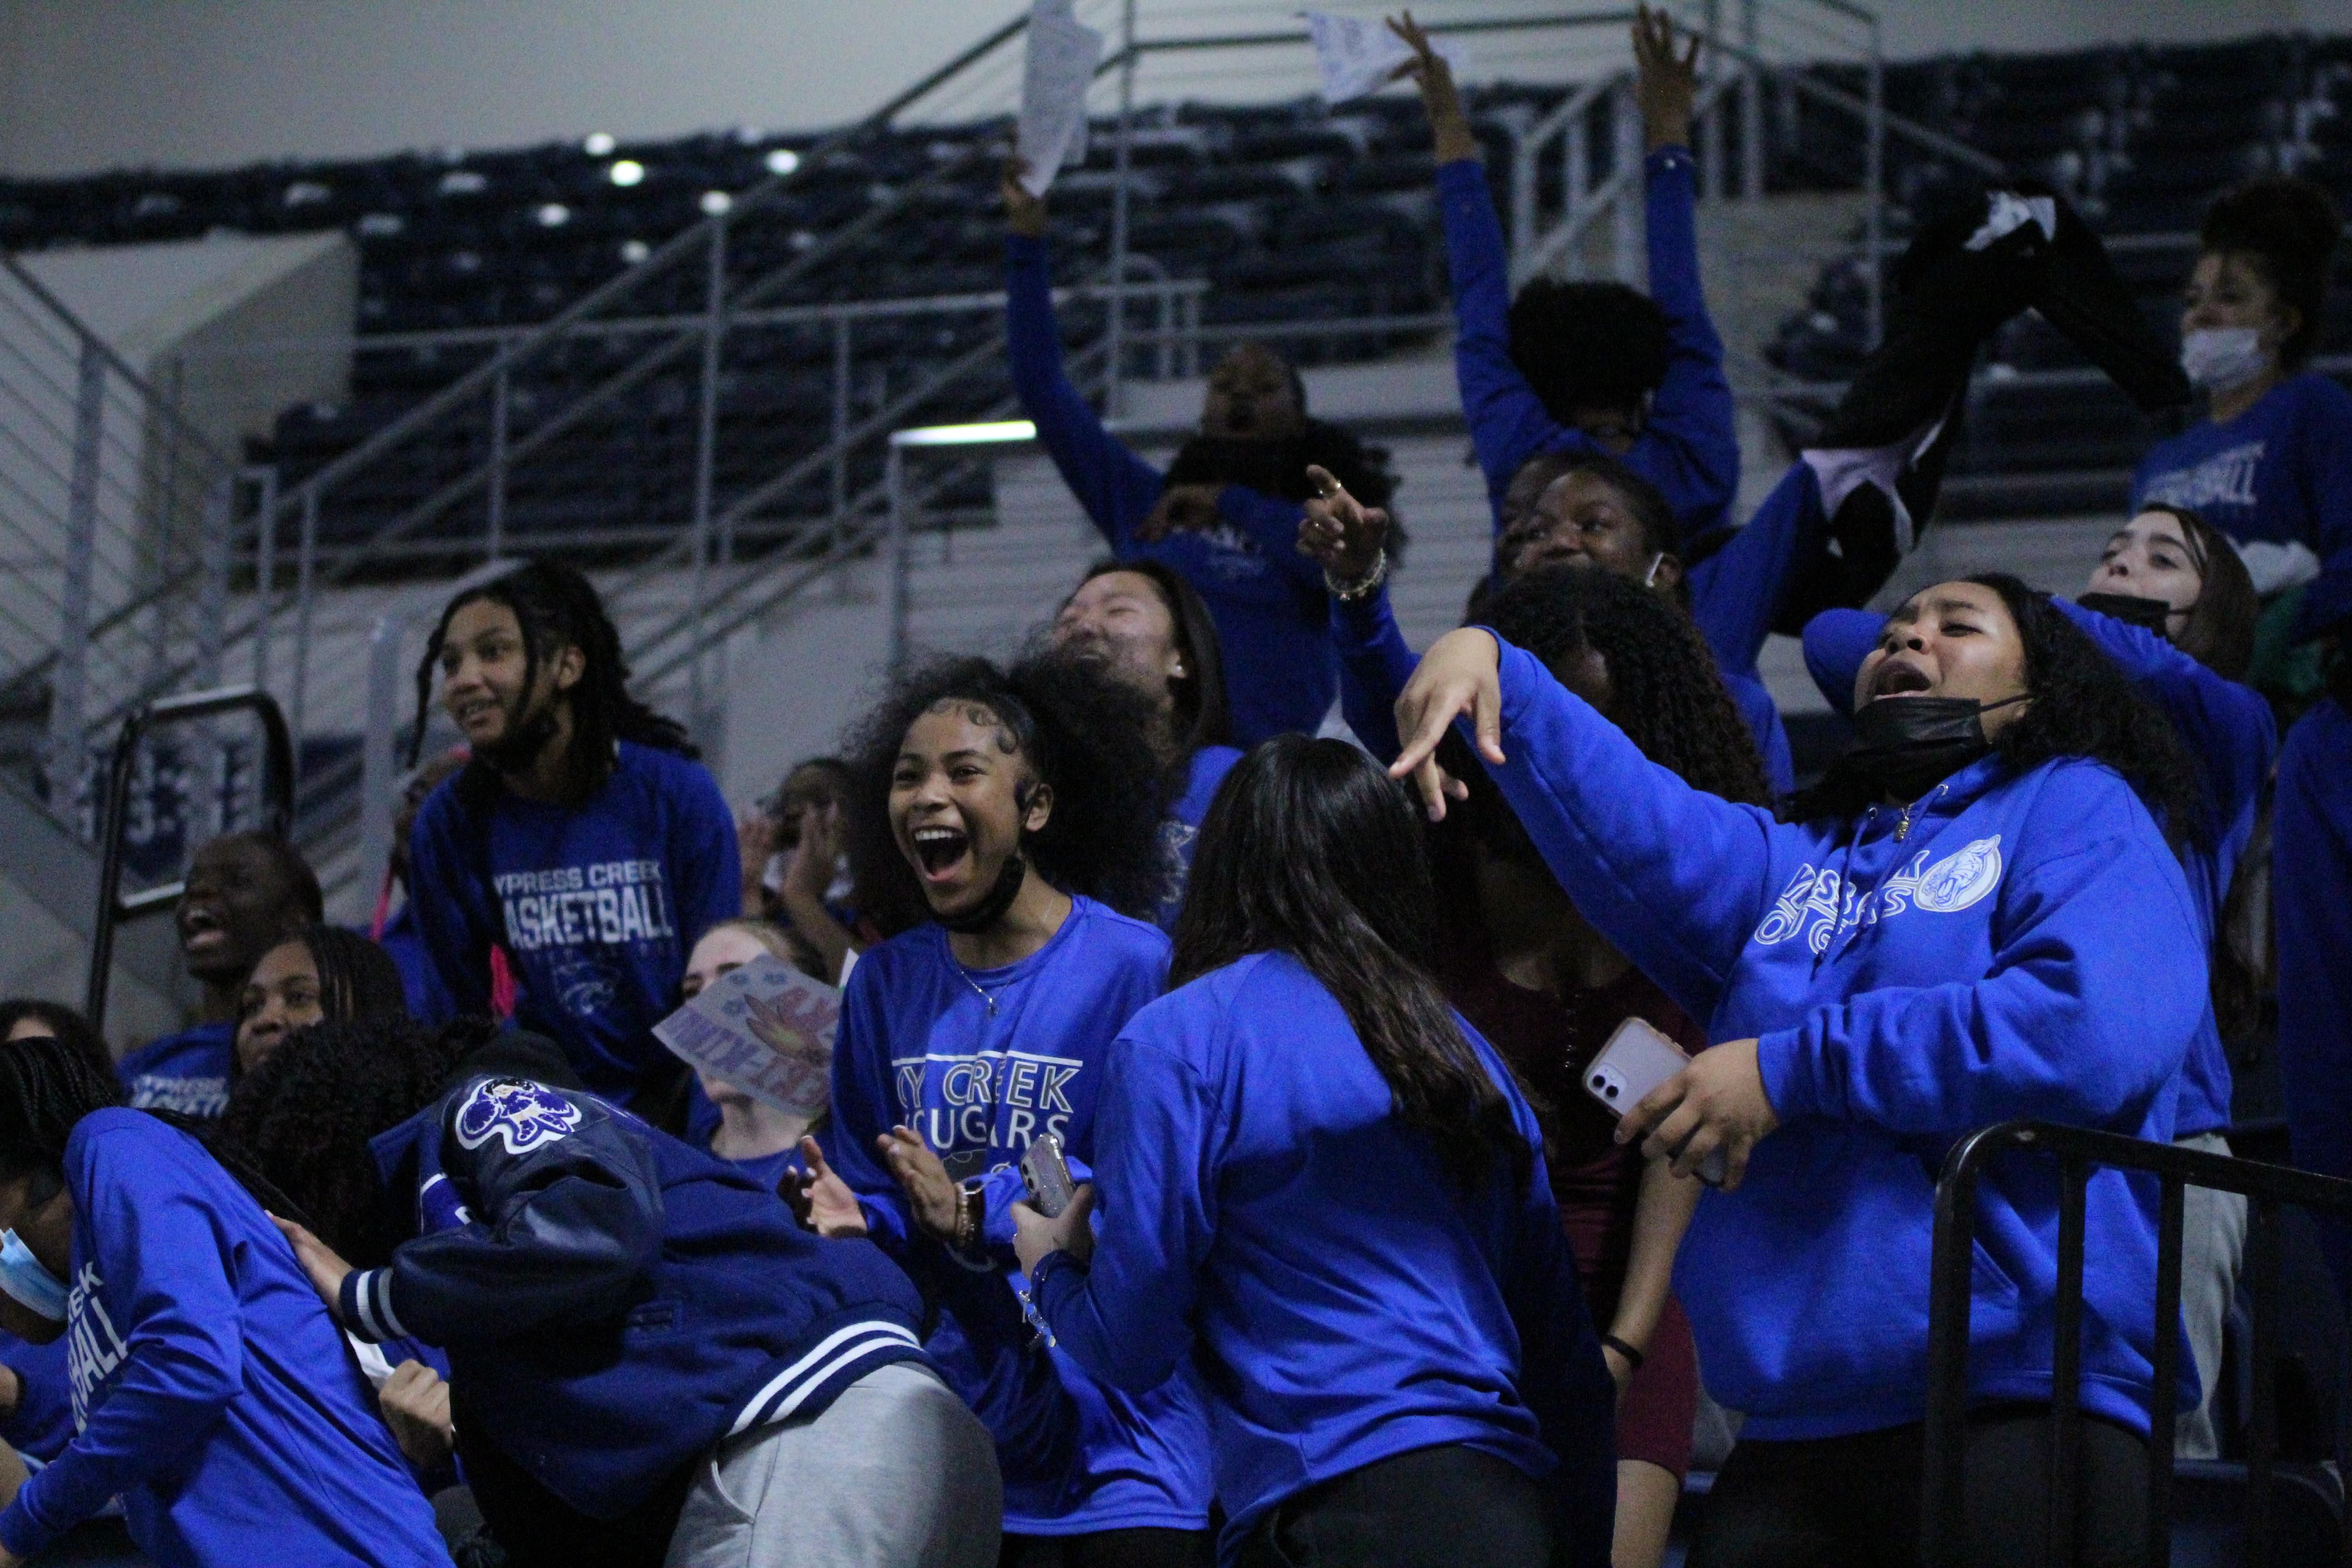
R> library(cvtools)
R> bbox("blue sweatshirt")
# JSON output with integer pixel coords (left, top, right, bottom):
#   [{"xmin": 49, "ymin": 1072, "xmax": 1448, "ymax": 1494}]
[
  {"xmin": 1440, "ymin": 152, "xmax": 1739, "ymax": 544},
  {"xmin": 1006, "ymin": 236, "xmax": 1335, "ymax": 744},
  {"xmin": 341, "ymin": 1072, "xmax": 925, "ymax": 1518},
  {"xmin": 116, "ymin": 1022, "xmax": 233, "ymax": 1120},
  {"xmin": 407, "ymin": 743, "xmax": 741, "ymax": 1106},
  {"xmin": 376, "ymin": 902, "xmax": 456, "ymax": 1026},
  {"xmin": 2275, "ymin": 696, "xmax": 2352, "ymax": 1297},
  {"xmin": 2135, "ymin": 373, "xmax": 2352, "ymax": 595},
  {"xmin": 1477, "ymin": 635, "xmax": 2206, "ymax": 1439},
  {"xmin": 1029, "ymin": 951, "xmax": 1616, "ymax": 1567},
  {"xmin": 0, "ymin": 1333, "xmax": 74, "ymax": 1464},
  {"xmin": 828, "ymin": 897, "xmax": 1212, "ymax": 1534},
  {"xmin": 1803, "ymin": 602, "xmax": 2274, "ymax": 1137},
  {"xmin": 1151, "ymin": 745, "xmax": 1243, "ymax": 931},
  {"xmin": 0, "ymin": 1110, "xmax": 446, "ymax": 1567}
]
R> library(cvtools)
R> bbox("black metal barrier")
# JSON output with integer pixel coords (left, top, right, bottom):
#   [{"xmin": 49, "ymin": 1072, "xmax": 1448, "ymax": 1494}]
[
  {"xmin": 1925, "ymin": 1120, "xmax": 2352, "ymax": 1568},
  {"xmin": 85, "ymin": 686, "xmax": 294, "ymax": 1031}
]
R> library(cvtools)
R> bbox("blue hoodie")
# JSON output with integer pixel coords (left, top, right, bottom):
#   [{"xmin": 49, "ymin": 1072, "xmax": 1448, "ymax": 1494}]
[
  {"xmin": 1151, "ymin": 745, "xmax": 1244, "ymax": 932},
  {"xmin": 407, "ymin": 742, "xmax": 741, "ymax": 1107},
  {"xmin": 1029, "ymin": 951, "xmax": 1616, "ymax": 1568},
  {"xmin": 1006, "ymin": 236, "xmax": 1335, "ymax": 744},
  {"xmin": 0, "ymin": 1333, "xmax": 74, "ymax": 1464},
  {"xmin": 828, "ymin": 897, "xmax": 1212, "ymax": 1534},
  {"xmin": 0, "ymin": 1110, "xmax": 446, "ymax": 1568},
  {"xmin": 1476, "ymin": 634, "xmax": 2206, "ymax": 1439},
  {"xmin": 1801, "ymin": 600, "xmax": 2277, "ymax": 1137},
  {"xmin": 2134, "ymin": 373, "xmax": 2352, "ymax": 589},
  {"xmin": 341, "ymin": 1072, "xmax": 926, "ymax": 1518},
  {"xmin": 1439, "ymin": 151, "xmax": 1738, "ymax": 543},
  {"xmin": 2274, "ymin": 696, "xmax": 2352, "ymax": 1297},
  {"xmin": 116, "ymin": 1022, "xmax": 234, "ymax": 1120}
]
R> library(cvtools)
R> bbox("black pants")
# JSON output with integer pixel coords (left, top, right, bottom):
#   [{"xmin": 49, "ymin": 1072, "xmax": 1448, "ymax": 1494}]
[
  {"xmin": 453, "ymin": 1389, "xmax": 694, "ymax": 1568},
  {"xmin": 999, "ymin": 1528, "xmax": 1215, "ymax": 1568},
  {"xmin": 1238, "ymin": 1443, "xmax": 1555, "ymax": 1568},
  {"xmin": 1691, "ymin": 1402, "xmax": 2151, "ymax": 1568}
]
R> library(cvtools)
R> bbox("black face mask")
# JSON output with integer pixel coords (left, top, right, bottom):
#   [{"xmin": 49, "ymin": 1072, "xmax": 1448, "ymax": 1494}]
[
  {"xmin": 1840, "ymin": 693, "xmax": 2030, "ymax": 805},
  {"xmin": 939, "ymin": 851, "xmax": 1027, "ymax": 934},
  {"xmin": 2075, "ymin": 592, "xmax": 2177, "ymax": 637}
]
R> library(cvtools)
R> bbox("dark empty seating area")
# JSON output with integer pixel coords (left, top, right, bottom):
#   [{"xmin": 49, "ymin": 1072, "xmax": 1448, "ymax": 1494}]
[{"xmin": 5, "ymin": 34, "xmax": 2352, "ymax": 561}]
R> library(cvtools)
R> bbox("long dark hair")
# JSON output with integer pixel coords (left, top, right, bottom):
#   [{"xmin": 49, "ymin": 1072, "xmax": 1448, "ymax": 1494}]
[
  {"xmin": 842, "ymin": 652, "xmax": 1170, "ymax": 937},
  {"xmin": 2133, "ymin": 503, "xmax": 2260, "ymax": 682},
  {"xmin": 0, "ymin": 1032, "xmax": 123, "ymax": 1186},
  {"xmin": 294, "ymin": 926, "xmax": 410, "ymax": 1030},
  {"xmin": 1170, "ymin": 735, "xmax": 1529, "ymax": 1195},
  {"xmin": 2200, "ymin": 176, "xmax": 2342, "ymax": 370},
  {"xmin": 223, "ymin": 1015, "xmax": 485, "ymax": 1268},
  {"xmin": 412, "ymin": 560, "xmax": 694, "ymax": 806},
  {"xmin": 1070, "ymin": 557, "xmax": 1233, "ymax": 757},
  {"xmin": 1789, "ymin": 573, "xmax": 2209, "ymax": 844}
]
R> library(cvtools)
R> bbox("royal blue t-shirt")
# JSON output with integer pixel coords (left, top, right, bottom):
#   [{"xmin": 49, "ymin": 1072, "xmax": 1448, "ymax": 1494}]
[
  {"xmin": 407, "ymin": 742, "xmax": 741, "ymax": 1107},
  {"xmin": 2134, "ymin": 373, "xmax": 2352, "ymax": 594},
  {"xmin": 1151, "ymin": 745, "xmax": 1243, "ymax": 931},
  {"xmin": 828, "ymin": 897, "xmax": 1212, "ymax": 1534},
  {"xmin": 116, "ymin": 1022, "xmax": 234, "ymax": 1121},
  {"xmin": 0, "ymin": 1110, "xmax": 446, "ymax": 1568}
]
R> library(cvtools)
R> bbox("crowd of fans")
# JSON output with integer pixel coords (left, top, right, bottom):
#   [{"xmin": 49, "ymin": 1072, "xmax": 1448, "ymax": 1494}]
[{"xmin": 2, "ymin": 9, "xmax": 2350, "ymax": 1568}]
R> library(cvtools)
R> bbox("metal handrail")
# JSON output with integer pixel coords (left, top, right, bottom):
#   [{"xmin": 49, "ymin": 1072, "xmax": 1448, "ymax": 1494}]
[
  {"xmin": 1926, "ymin": 1119, "xmax": 2352, "ymax": 1568},
  {"xmin": 85, "ymin": 686, "xmax": 293, "ymax": 1029}
]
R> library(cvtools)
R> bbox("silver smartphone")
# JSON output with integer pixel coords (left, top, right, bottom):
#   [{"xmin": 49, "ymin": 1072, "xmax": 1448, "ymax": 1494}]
[
  {"xmin": 1582, "ymin": 1017, "xmax": 1729, "ymax": 1186},
  {"xmin": 1020, "ymin": 1132, "xmax": 1077, "ymax": 1219}
]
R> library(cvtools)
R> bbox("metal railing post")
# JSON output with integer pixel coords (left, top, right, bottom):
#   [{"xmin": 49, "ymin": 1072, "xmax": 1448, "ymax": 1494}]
[
  {"xmin": 689, "ymin": 220, "xmax": 727, "ymax": 733},
  {"xmin": 48, "ymin": 336, "xmax": 107, "ymax": 814},
  {"xmin": 289, "ymin": 487, "xmax": 319, "ymax": 814},
  {"xmin": 487, "ymin": 356, "xmax": 510, "ymax": 561},
  {"xmin": 1740, "ymin": 0, "xmax": 1763, "ymax": 199},
  {"xmin": 1702, "ymin": 0, "xmax": 1725, "ymax": 202},
  {"xmin": 1107, "ymin": 5, "xmax": 1138, "ymax": 417},
  {"xmin": 194, "ymin": 468, "xmax": 235, "ymax": 838},
  {"xmin": 1511, "ymin": 122, "xmax": 1538, "ymax": 267},
  {"xmin": 1613, "ymin": 83, "xmax": 1643, "ymax": 285},
  {"xmin": 249, "ymin": 465, "xmax": 280, "ymax": 694},
  {"xmin": 1864, "ymin": 16, "xmax": 1886, "ymax": 348},
  {"xmin": 358, "ymin": 609, "xmax": 408, "ymax": 914},
  {"xmin": 1567, "ymin": 107, "xmax": 1590, "ymax": 280},
  {"xmin": 886, "ymin": 441, "xmax": 911, "ymax": 674}
]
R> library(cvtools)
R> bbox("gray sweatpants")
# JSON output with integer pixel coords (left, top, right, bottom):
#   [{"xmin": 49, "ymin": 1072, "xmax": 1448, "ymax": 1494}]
[
  {"xmin": 2176, "ymin": 1131, "xmax": 2249, "ymax": 1460},
  {"xmin": 664, "ymin": 1360, "xmax": 1002, "ymax": 1568}
]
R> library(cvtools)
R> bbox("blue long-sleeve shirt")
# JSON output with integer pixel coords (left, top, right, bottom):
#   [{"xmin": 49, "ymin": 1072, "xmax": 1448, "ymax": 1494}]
[
  {"xmin": 1476, "ymin": 634, "xmax": 2206, "ymax": 1440},
  {"xmin": 1005, "ymin": 235, "xmax": 1335, "ymax": 743},
  {"xmin": 1440, "ymin": 152, "xmax": 1739, "ymax": 543},
  {"xmin": 407, "ymin": 743, "xmax": 740, "ymax": 1107},
  {"xmin": 2275, "ymin": 696, "xmax": 2352, "ymax": 1298},
  {"xmin": 2134, "ymin": 373, "xmax": 2352, "ymax": 598},
  {"xmin": 1030, "ymin": 950, "xmax": 1615, "ymax": 1568},
  {"xmin": 827, "ymin": 897, "xmax": 1212, "ymax": 1534},
  {"xmin": 0, "ymin": 1110, "xmax": 446, "ymax": 1568},
  {"xmin": 1800, "ymin": 600, "xmax": 2278, "ymax": 1137}
]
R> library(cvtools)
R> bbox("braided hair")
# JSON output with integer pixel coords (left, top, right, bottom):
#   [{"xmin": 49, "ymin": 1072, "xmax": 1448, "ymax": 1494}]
[
  {"xmin": 412, "ymin": 559, "xmax": 695, "ymax": 807},
  {"xmin": 295, "ymin": 926, "xmax": 410, "ymax": 1030},
  {"xmin": 841, "ymin": 652, "xmax": 1169, "ymax": 938},
  {"xmin": 0, "ymin": 1032, "xmax": 124, "ymax": 1187}
]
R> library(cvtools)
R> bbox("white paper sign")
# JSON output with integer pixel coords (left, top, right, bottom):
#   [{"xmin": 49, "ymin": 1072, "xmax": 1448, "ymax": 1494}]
[
  {"xmin": 653, "ymin": 953, "xmax": 838, "ymax": 1118},
  {"xmin": 1016, "ymin": 0, "xmax": 1104, "ymax": 197},
  {"xmin": 1301, "ymin": 10, "xmax": 1460, "ymax": 103}
]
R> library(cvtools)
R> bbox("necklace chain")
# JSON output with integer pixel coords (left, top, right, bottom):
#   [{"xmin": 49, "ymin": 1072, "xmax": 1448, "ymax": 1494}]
[{"xmin": 957, "ymin": 964, "xmax": 1001, "ymax": 1017}]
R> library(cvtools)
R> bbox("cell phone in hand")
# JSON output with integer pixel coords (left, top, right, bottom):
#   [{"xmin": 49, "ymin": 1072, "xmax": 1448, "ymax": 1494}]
[
  {"xmin": 1020, "ymin": 1132, "xmax": 1077, "ymax": 1219},
  {"xmin": 1582, "ymin": 1016, "xmax": 1729, "ymax": 1186}
]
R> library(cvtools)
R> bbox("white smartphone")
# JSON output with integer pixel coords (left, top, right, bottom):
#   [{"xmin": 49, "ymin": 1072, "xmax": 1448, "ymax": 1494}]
[
  {"xmin": 1020, "ymin": 1132, "xmax": 1078, "ymax": 1219},
  {"xmin": 1582, "ymin": 1016, "xmax": 1729, "ymax": 1186}
]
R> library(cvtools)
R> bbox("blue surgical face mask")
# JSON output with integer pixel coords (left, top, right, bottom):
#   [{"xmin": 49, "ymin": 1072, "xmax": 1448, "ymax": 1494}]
[{"xmin": 0, "ymin": 1229, "xmax": 67, "ymax": 1323}]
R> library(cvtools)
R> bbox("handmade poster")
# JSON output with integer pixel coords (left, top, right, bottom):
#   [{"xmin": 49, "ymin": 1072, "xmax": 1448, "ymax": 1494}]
[
  {"xmin": 653, "ymin": 953, "xmax": 837, "ymax": 1117},
  {"xmin": 1016, "ymin": 0, "xmax": 1104, "ymax": 196}
]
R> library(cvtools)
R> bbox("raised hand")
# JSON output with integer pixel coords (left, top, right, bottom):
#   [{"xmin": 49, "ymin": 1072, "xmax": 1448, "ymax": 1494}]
[
  {"xmin": 1387, "ymin": 12, "xmax": 1478, "ymax": 165},
  {"xmin": 1389, "ymin": 627, "xmax": 1505, "ymax": 820},
  {"xmin": 1633, "ymin": 4, "xmax": 1703, "ymax": 154},
  {"xmin": 786, "ymin": 1136, "xmax": 870, "ymax": 1239},
  {"xmin": 1004, "ymin": 156, "xmax": 1049, "ymax": 238},
  {"xmin": 1296, "ymin": 464, "xmax": 1390, "ymax": 586}
]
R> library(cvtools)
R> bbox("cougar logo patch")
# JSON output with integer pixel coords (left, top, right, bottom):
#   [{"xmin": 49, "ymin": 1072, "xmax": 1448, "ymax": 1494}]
[
  {"xmin": 1914, "ymin": 836, "xmax": 2004, "ymax": 914},
  {"xmin": 453, "ymin": 1078, "xmax": 582, "ymax": 1156}
]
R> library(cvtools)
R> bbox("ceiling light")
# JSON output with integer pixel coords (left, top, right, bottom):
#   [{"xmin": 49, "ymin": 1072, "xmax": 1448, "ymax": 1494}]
[
  {"xmin": 764, "ymin": 148, "xmax": 801, "ymax": 177},
  {"xmin": 609, "ymin": 160, "xmax": 646, "ymax": 187},
  {"xmin": 699, "ymin": 190, "xmax": 733, "ymax": 216},
  {"xmin": 583, "ymin": 132, "xmax": 617, "ymax": 157},
  {"xmin": 534, "ymin": 203, "xmax": 571, "ymax": 228}
]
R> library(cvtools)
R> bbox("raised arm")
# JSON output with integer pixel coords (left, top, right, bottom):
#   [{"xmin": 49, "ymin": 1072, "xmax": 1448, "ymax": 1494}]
[
  {"xmin": 1757, "ymin": 791, "xmax": 2205, "ymax": 1136},
  {"xmin": 1003, "ymin": 163, "xmax": 1166, "ymax": 550},
  {"xmin": 1392, "ymin": 628, "xmax": 1788, "ymax": 1023},
  {"xmin": 338, "ymin": 1079, "xmax": 663, "ymax": 1345},
  {"xmin": 1300, "ymin": 467, "xmax": 1416, "ymax": 757},
  {"xmin": 0, "ymin": 1140, "xmax": 248, "ymax": 1559}
]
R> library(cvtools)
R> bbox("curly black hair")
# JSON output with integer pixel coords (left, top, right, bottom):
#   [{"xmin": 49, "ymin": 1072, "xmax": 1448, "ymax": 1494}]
[
  {"xmin": 1507, "ymin": 278, "xmax": 1672, "ymax": 421},
  {"xmin": 1790, "ymin": 573, "xmax": 2210, "ymax": 847},
  {"xmin": 2200, "ymin": 176, "xmax": 2342, "ymax": 369},
  {"xmin": 222, "ymin": 1015, "xmax": 489, "ymax": 1268},
  {"xmin": 413, "ymin": 559, "xmax": 695, "ymax": 808},
  {"xmin": 841, "ymin": 650, "xmax": 1171, "ymax": 938},
  {"xmin": 0, "ymin": 1032, "xmax": 123, "ymax": 1187}
]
